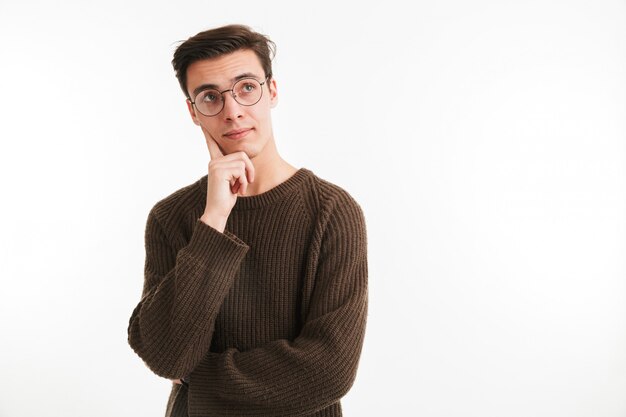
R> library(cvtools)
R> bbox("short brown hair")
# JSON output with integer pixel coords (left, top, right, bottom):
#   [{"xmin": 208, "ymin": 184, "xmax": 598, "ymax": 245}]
[{"xmin": 171, "ymin": 24, "xmax": 276, "ymax": 98}]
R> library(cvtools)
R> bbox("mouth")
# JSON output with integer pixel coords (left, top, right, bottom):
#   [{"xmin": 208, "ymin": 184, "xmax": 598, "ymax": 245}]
[{"xmin": 223, "ymin": 128, "xmax": 253, "ymax": 140}]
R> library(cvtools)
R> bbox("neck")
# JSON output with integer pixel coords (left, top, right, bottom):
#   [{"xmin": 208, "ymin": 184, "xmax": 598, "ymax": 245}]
[{"xmin": 243, "ymin": 139, "xmax": 297, "ymax": 196}]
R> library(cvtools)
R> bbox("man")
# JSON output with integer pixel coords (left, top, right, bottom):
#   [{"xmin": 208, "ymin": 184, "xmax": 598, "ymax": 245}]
[{"xmin": 127, "ymin": 24, "xmax": 368, "ymax": 417}]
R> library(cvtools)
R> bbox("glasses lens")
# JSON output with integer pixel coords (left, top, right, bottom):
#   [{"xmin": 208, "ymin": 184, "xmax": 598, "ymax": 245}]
[
  {"xmin": 233, "ymin": 78, "xmax": 263, "ymax": 106},
  {"xmin": 195, "ymin": 89, "xmax": 223, "ymax": 116}
]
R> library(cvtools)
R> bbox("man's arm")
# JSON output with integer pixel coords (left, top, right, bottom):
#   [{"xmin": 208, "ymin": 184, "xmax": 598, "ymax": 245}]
[
  {"xmin": 127, "ymin": 210, "xmax": 249, "ymax": 379},
  {"xmin": 187, "ymin": 194, "xmax": 368, "ymax": 416},
  {"xmin": 129, "ymin": 136, "xmax": 254, "ymax": 381}
]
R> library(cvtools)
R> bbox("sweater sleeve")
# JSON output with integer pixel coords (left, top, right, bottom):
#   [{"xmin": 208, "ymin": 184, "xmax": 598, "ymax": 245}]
[
  {"xmin": 186, "ymin": 196, "xmax": 368, "ymax": 416},
  {"xmin": 127, "ymin": 210, "xmax": 250, "ymax": 379}
]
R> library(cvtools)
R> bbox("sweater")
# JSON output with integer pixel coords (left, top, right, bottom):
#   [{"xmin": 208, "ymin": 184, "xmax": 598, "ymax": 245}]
[{"xmin": 127, "ymin": 167, "xmax": 368, "ymax": 417}]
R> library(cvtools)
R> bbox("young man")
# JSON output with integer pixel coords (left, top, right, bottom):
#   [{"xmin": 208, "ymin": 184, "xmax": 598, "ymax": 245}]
[{"xmin": 127, "ymin": 24, "xmax": 368, "ymax": 417}]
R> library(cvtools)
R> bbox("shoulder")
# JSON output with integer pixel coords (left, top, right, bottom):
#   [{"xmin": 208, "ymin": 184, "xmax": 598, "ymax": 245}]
[
  {"xmin": 301, "ymin": 168, "xmax": 367, "ymax": 234},
  {"xmin": 148, "ymin": 175, "xmax": 205, "ymax": 231},
  {"xmin": 305, "ymin": 169, "xmax": 364, "ymax": 211},
  {"xmin": 301, "ymin": 170, "xmax": 368, "ymax": 266}
]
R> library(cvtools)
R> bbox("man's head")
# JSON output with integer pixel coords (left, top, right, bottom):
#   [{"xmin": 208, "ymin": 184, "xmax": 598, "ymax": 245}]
[
  {"xmin": 172, "ymin": 24, "xmax": 279, "ymax": 161},
  {"xmin": 172, "ymin": 24, "xmax": 275, "ymax": 99}
]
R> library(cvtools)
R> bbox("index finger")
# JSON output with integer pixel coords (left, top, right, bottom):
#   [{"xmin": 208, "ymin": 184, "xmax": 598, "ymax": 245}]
[{"xmin": 204, "ymin": 131, "xmax": 224, "ymax": 160}]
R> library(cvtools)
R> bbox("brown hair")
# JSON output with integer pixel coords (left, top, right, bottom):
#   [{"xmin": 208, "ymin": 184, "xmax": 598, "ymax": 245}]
[{"xmin": 172, "ymin": 24, "xmax": 276, "ymax": 99}]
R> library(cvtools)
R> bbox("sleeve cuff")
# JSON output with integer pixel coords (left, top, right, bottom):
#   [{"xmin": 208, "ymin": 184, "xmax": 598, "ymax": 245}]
[{"xmin": 184, "ymin": 218, "xmax": 250, "ymax": 268}]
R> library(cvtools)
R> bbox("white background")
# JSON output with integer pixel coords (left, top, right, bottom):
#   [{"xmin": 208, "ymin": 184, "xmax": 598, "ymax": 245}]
[{"xmin": 0, "ymin": 1, "xmax": 625, "ymax": 416}]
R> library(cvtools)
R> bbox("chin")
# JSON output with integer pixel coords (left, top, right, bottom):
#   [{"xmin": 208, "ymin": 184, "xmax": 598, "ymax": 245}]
[
  {"xmin": 233, "ymin": 143, "xmax": 261, "ymax": 158},
  {"xmin": 244, "ymin": 149, "xmax": 259, "ymax": 160}
]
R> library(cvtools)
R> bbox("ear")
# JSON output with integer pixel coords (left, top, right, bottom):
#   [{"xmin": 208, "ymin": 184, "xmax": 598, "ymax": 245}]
[
  {"xmin": 268, "ymin": 78, "xmax": 278, "ymax": 108},
  {"xmin": 186, "ymin": 98, "xmax": 201, "ymax": 126}
]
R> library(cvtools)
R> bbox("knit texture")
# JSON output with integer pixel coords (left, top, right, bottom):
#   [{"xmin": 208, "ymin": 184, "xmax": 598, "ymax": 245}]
[{"xmin": 128, "ymin": 167, "xmax": 368, "ymax": 417}]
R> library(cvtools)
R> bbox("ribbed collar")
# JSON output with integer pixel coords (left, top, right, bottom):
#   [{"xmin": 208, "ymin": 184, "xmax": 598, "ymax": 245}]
[{"xmin": 198, "ymin": 167, "xmax": 312, "ymax": 211}]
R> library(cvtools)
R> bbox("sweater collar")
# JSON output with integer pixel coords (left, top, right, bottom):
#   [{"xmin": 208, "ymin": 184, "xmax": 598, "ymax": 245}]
[{"xmin": 198, "ymin": 167, "xmax": 311, "ymax": 211}]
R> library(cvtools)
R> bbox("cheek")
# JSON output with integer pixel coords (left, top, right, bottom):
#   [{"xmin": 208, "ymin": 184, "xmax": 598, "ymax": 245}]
[
  {"xmin": 251, "ymin": 106, "xmax": 271, "ymax": 123},
  {"xmin": 199, "ymin": 122, "xmax": 219, "ymax": 139}
]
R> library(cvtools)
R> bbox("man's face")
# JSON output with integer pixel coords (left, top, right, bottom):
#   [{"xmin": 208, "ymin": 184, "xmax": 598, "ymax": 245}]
[{"xmin": 185, "ymin": 49, "xmax": 278, "ymax": 159}]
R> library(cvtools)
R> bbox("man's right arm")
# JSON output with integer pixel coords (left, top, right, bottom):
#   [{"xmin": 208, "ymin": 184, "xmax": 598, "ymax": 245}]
[
  {"xmin": 127, "ymin": 208, "xmax": 249, "ymax": 380},
  {"xmin": 130, "ymin": 134, "xmax": 255, "ymax": 380}
]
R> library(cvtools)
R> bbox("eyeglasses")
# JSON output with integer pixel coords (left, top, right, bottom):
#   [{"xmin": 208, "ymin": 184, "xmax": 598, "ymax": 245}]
[{"xmin": 189, "ymin": 75, "xmax": 270, "ymax": 117}]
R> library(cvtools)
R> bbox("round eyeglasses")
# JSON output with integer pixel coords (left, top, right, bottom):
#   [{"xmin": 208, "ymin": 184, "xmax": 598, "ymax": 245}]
[{"xmin": 189, "ymin": 76, "xmax": 270, "ymax": 117}]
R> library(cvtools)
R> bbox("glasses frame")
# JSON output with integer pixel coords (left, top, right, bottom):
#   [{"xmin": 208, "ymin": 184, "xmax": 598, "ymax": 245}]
[{"xmin": 189, "ymin": 75, "xmax": 271, "ymax": 117}]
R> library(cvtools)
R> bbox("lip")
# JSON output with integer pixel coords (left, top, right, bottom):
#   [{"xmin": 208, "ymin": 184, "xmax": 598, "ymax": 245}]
[{"xmin": 223, "ymin": 128, "xmax": 253, "ymax": 140}]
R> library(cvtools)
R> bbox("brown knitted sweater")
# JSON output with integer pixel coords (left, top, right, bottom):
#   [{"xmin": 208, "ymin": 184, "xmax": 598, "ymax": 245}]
[{"xmin": 127, "ymin": 167, "xmax": 368, "ymax": 417}]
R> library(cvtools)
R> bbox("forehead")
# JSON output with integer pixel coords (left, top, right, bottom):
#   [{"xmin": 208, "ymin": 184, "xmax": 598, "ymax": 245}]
[{"xmin": 186, "ymin": 49, "xmax": 264, "ymax": 92}]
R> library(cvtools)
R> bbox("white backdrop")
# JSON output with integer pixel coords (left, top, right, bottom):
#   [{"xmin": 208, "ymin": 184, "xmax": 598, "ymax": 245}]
[{"xmin": 0, "ymin": 1, "xmax": 625, "ymax": 416}]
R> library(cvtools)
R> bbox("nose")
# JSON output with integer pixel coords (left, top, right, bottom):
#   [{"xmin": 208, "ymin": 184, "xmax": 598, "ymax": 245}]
[{"xmin": 221, "ymin": 91, "xmax": 244, "ymax": 121}]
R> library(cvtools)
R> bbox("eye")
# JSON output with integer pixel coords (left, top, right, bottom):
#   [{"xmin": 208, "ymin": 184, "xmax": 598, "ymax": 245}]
[
  {"xmin": 241, "ymin": 82, "xmax": 256, "ymax": 93},
  {"xmin": 200, "ymin": 91, "xmax": 219, "ymax": 103}
]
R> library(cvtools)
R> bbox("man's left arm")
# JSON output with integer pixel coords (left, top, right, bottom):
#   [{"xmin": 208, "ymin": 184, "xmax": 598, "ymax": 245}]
[{"xmin": 187, "ymin": 194, "xmax": 368, "ymax": 416}]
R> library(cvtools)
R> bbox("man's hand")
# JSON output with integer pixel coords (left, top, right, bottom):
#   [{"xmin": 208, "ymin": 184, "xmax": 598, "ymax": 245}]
[
  {"xmin": 172, "ymin": 379, "xmax": 182, "ymax": 385},
  {"xmin": 199, "ymin": 131, "xmax": 255, "ymax": 232}
]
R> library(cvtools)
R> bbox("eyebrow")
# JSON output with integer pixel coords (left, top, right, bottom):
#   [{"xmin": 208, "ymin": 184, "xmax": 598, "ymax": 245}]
[{"xmin": 191, "ymin": 72, "xmax": 261, "ymax": 97}]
